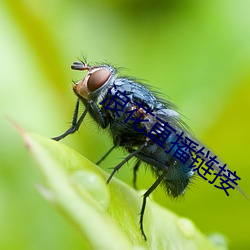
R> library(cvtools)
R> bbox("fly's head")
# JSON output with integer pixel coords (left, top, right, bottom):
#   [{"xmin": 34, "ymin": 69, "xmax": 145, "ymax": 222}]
[{"xmin": 72, "ymin": 61, "xmax": 116, "ymax": 102}]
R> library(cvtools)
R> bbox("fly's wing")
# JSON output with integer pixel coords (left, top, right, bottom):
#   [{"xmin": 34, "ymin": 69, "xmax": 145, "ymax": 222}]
[
  {"xmin": 144, "ymin": 108, "xmax": 183, "ymax": 134},
  {"xmin": 148, "ymin": 106, "xmax": 248, "ymax": 199},
  {"xmin": 189, "ymin": 135, "xmax": 248, "ymax": 199}
]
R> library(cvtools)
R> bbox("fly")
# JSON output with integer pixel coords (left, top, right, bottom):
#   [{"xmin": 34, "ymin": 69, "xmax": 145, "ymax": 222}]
[{"xmin": 52, "ymin": 60, "xmax": 246, "ymax": 240}]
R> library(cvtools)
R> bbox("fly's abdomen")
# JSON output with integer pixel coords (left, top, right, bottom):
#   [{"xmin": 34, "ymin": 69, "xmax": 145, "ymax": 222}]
[{"xmin": 137, "ymin": 135, "xmax": 193, "ymax": 197}]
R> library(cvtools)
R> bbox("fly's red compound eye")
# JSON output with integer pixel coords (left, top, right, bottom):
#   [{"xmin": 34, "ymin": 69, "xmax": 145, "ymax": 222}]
[{"xmin": 87, "ymin": 68, "xmax": 111, "ymax": 92}]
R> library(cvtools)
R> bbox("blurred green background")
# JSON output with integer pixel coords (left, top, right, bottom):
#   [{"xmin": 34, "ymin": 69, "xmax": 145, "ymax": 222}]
[{"xmin": 0, "ymin": 0, "xmax": 250, "ymax": 249}]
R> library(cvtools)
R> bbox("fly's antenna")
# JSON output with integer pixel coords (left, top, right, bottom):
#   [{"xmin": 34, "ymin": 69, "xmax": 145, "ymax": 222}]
[{"xmin": 71, "ymin": 61, "xmax": 89, "ymax": 71}]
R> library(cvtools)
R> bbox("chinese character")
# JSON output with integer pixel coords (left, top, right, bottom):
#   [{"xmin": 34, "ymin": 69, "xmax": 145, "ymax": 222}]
[
  {"xmin": 124, "ymin": 101, "xmax": 154, "ymax": 133},
  {"xmin": 189, "ymin": 154, "xmax": 214, "ymax": 180},
  {"xmin": 177, "ymin": 136, "xmax": 198, "ymax": 156},
  {"xmin": 205, "ymin": 155, "xmax": 219, "ymax": 168},
  {"xmin": 209, "ymin": 164, "xmax": 241, "ymax": 196},
  {"xmin": 195, "ymin": 146, "xmax": 210, "ymax": 159},
  {"xmin": 173, "ymin": 148, "xmax": 190, "ymax": 164},
  {"xmin": 100, "ymin": 90, "xmax": 130, "ymax": 117},
  {"xmin": 146, "ymin": 117, "xmax": 176, "ymax": 148},
  {"xmin": 165, "ymin": 131, "xmax": 184, "ymax": 154}
]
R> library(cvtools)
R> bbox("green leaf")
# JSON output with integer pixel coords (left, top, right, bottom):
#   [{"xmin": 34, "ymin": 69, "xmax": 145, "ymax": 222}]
[{"xmin": 19, "ymin": 128, "xmax": 227, "ymax": 250}]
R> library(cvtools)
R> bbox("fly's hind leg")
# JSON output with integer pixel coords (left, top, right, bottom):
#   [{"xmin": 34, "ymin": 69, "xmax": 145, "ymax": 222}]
[
  {"xmin": 140, "ymin": 172, "xmax": 166, "ymax": 240},
  {"xmin": 96, "ymin": 145, "xmax": 116, "ymax": 165},
  {"xmin": 133, "ymin": 160, "xmax": 141, "ymax": 189}
]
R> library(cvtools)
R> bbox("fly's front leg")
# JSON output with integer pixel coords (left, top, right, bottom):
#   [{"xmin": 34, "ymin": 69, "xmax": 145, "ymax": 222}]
[{"xmin": 52, "ymin": 99, "xmax": 88, "ymax": 141}]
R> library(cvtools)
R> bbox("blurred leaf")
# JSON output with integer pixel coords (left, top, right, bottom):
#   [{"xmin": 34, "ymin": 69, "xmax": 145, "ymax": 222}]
[{"xmin": 17, "ymin": 126, "xmax": 226, "ymax": 250}]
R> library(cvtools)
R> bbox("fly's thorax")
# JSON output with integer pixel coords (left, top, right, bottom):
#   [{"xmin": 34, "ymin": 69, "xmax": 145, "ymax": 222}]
[{"xmin": 73, "ymin": 64, "xmax": 117, "ymax": 103}]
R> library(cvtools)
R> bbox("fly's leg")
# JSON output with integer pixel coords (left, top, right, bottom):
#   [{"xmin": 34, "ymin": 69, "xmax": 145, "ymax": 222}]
[
  {"xmin": 99, "ymin": 147, "xmax": 141, "ymax": 188},
  {"xmin": 96, "ymin": 145, "xmax": 116, "ymax": 165},
  {"xmin": 133, "ymin": 160, "xmax": 141, "ymax": 189},
  {"xmin": 107, "ymin": 144, "xmax": 146, "ymax": 184},
  {"xmin": 52, "ymin": 99, "xmax": 88, "ymax": 141},
  {"xmin": 140, "ymin": 173, "xmax": 166, "ymax": 240}
]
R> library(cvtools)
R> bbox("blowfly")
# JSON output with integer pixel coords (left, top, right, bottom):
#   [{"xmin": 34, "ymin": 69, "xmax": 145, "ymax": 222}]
[{"xmin": 52, "ymin": 60, "xmax": 245, "ymax": 240}]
